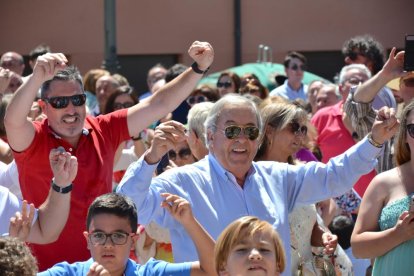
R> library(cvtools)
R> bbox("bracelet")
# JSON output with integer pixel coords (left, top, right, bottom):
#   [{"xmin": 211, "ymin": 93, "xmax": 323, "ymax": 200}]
[
  {"xmin": 367, "ymin": 133, "xmax": 383, "ymax": 148},
  {"xmin": 191, "ymin": 62, "xmax": 210, "ymax": 75},
  {"xmin": 51, "ymin": 178, "xmax": 73, "ymax": 194}
]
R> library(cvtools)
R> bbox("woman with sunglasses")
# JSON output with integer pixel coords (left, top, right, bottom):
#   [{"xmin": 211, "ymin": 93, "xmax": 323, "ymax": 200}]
[
  {"xmin": 103, "ymin": 86, "xmax": 147, "ymax": 186},
  {"xmin": 351, "ymin": 100, "xmax": 414, "ymax": 275},
  {"xmin": 255, "ymin": 100, "xmax": 353, "ymax": 275},
  {"xmin": 216, "ymin": 71, "xmax": 241, "ymax": 97}
]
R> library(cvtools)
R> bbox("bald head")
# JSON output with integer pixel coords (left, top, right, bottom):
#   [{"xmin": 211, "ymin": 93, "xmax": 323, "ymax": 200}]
[{"xmin": 0, "ymin": 52, "xmax": 25, "ymax": 76}]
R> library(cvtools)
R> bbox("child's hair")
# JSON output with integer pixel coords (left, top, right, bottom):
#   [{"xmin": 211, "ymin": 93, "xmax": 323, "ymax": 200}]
[
  {"xmin": 214, "ymin": 216, "xmax": 286, "ymax": 274},
  {"xmin": 0, "ymin": 237, "xmax": 38, "ymax": 276},
  {"xmin": 86, "ymin": 193, "xmax": 138, "ymax": 233}
]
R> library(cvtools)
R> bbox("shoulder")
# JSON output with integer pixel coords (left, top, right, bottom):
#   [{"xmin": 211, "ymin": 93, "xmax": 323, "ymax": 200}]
[{"xmin": 38, "ymin": 259, "xmax": 93, "ymax": 276}]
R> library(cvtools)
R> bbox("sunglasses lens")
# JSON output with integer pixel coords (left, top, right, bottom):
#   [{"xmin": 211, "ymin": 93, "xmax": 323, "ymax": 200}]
[
  {"xmin": 245, "ymin": 127, "xmax": 260, "ymax": 140},
  {"xmin": 71, "ymin": 94, "xmax": 86, "ymax": 106},
  {"xmin": 179, "ymin": 148, "xmax": 192, "ymax": 158},
  {"xmin": 224, "ymin": 126, "xmax": 241, "ymax": 139},
  {"xmin": 50, "ymin": 97, "xmax": 69, "ymax": 109},
  {"xmin": 168, "ymin": 150, "xmax": 177, "ymax": 160}
]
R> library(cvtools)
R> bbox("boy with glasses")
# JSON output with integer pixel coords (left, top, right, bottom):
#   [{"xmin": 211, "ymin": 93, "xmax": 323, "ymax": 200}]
[
  {"xmin": 270, "ymin": 51, "xmax": 308, "ymax": 102},
  {"xmin": 39, "ymin": 193, "xmax": 215, "ymax": 276},
  {"xmin": 117, "ymin": 94, "xmax": 396, "ymax": 275},
  {"xmin": 4, "ymin": 42, "xmax": 214, "ymax": 270}
]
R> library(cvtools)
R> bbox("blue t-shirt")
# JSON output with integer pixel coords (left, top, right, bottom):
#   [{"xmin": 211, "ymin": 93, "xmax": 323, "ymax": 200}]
[{"xmin": 38, "ymin": 258, "xmax": 192, "ymax": 276}]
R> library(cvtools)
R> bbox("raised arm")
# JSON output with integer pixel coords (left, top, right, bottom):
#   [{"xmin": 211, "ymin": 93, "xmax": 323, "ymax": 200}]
[
  {"xmin": 4, "ymin": 54, "xmax": 67, "ymax": 152},
  {"xmin": 351, "ymin": 175, "xmax": 414, "ymax": 258},
  {"xmin": 161, "ymin": 193, "xmax": 215, "ymax": 276},
  {"xmin": 9, "ymin": 147, "xmax": 78, "ymax": 243},
  {"xmin": 126, "ymin": 41, "xmax": 214, "ymax": 138},
  {"xmin": 353, "ymin": 48, "xmax": 406, "ymax": 103}
]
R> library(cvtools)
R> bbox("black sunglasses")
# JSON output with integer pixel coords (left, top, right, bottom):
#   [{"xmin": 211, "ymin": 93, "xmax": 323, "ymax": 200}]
[
  {"xmin": 43, "ymin": 94, "xmax": 86, "ymax": 109},
  {"xmin": 407, "ymin": 124, "xmax": 414, "ymax": 139},
  {"xmin": 113, "ymin": 102, "xmax": 134, "ymax": 110},
  {"xmin": 223, "ymin": 125, "xmax": 260, "ymax": 140},
  {"xmin": 217, "ymin": 81, "xmax": 232, "ymax": 88},
  {"xmin": 186, "ymin": 95, "xmax": 208, "ymax": 106},
  {"xmin": 168, "ymin": 148, "xmax": 192, "ymax": 160},
  {"xmin": 289, "ymin": 64, "xmax": 306, "ymax": 71},
  {"xmin": 290, "ymin": 122, "xmax": 307, "ymax": 136}
]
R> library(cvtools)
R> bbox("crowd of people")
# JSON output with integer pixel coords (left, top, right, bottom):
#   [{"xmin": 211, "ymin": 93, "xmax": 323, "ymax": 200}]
[{"xmin": 0, "ymin": 34, "xmax": 413, "ymax": 276}]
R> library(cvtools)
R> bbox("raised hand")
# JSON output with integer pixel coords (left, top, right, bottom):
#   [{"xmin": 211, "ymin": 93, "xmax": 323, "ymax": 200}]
[
  {"xmin": 49, "ymin": 147, "xmax": 78, "ymax": 187},
  {"xmin": 0, "ymin": 67, "xmax": 11, "ymax": 93},
  {"xmin": 188, "ymin": 41, "xmax": 214, "ymax": 71},
  {"xmin": 9, "ymin": 200, "xmax": 36, "ymax": 241},
  {"xmin": 145, "ymin": 120, "xmax": 187, "ymax": 164},
  {"xmin": 382, "ymin": 48, "xmax": 409, "ymax": 80},
  {"xmin": 160, "ymin": 193, "xmax": 194, "ymax": 226},
  {"xmin": 32, "ymin": 53, "xmax": 68, "ymax": 82},
  {"xmin": 371, "ymin": 106, "xmax": 400, "ymax": 145}
]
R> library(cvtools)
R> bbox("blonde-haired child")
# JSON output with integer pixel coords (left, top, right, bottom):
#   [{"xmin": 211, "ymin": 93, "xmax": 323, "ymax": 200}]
[{"xmin": 215, "ymin": 216, "xmax": 286, "ymax": 275}]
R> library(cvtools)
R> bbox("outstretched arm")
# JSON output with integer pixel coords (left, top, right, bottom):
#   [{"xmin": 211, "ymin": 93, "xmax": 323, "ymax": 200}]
[
  {"xmin": 126, "ymin": 41, "xmax": 214, "ymax": 138},
  {"xmin": 9, "ymin": 147, "xmax": 78, "ymax": 243},
  {"xmin": 161, "ymin": 193, "xmax": 215, "ymax": 276},
  {"xmin": 4, "ymin": 54, "xmax": 67, "ymax": 152}
]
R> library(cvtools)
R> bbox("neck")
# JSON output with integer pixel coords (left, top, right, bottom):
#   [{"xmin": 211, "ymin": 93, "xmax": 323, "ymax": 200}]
[{"xmin": 288, "ymin": 80, "xmax": 301, "ymax": 91}]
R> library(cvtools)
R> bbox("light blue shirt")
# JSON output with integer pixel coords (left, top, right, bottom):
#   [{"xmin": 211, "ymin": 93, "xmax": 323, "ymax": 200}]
[
  {"xmin": 269, "ymin": 79, "xmax": 308, "ymax": 102},
  {"xmin": 372, "ymin": 86, "xmax": 397, "ymax": 110},
  {"xmin": 117, "ymin": 137, "xmax": 380, "ymax": 275},
  {"xmin": 38, "ymin": 257, "xmax": 191, "ymax": 276}
]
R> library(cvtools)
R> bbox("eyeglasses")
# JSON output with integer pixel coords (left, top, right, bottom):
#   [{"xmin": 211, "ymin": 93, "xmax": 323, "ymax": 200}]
[
  {"xmin": 407, "ymin": 124, "xmax": 414, "ymax": 138},
  {"xmin": 222, "ymin": 125, "xmax": 260, "ymax": 140},
  {"xmin": 289, "ymin": 122, "xmax": 307, "ymax": 136},
  {"xmin": 113, "ymin": 102, "xmax": 134, "ymax": 110},
  {"xmin": 43, "ymin": 94, "xmax": 86, "ymax": 109},
  {"xmin": 88, "ymin": 231, "xmax": 134, "ymax": 246},
  {"xmin": 402, "ymin": 78, "xmax": 414, "ymax": 88},
  {"xmin": 289, "ymin": 64, "xmax": 306, "ymax": 71},
  {"xmin": 344, "ymin": 77, "xmax": 365, "ymax": 86},
  {"xmin": 186, "ymin": 95, "xmax": 208, "ymax": 106},
  {"xmin": 217, "ymin": 81, "xmax": 232, "ymax": 88},
  {"xmin": 168, "ymin": 148, "xmax": 192, "ymax": 160}
]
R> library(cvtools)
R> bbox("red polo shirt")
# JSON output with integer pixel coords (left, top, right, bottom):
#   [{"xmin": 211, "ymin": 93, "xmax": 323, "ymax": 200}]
[
  {"xmin": 13, "ymin": 109, "xmax": 130, "ymax": 271},
  {"xmin": 311, "ymin": 102, "xmax": 376, "ymax": 197}
]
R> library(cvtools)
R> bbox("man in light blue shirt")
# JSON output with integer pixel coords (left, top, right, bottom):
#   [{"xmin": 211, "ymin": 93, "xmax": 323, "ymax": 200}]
[
  {"xmin": 269, "ymin": 52, "xmax": 308, "ymax": 101},
  {"xmin": 117, "ymin": 94, "xmax": 398, "ymax": 275}
]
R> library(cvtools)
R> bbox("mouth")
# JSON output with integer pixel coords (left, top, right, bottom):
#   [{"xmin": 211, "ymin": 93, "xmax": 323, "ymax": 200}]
[
  {"xmin": 248, "ymin": 265, "xmax": 266, "ymax": 272},
  {"xmin": 101, "ymin": 253, "xmax": 115, "ymax": 259},
  {"xmin": 232, "ymin": 148, "xmax": 247, "ymax": 153},
  {"xmin": 62, "ymin": 115, "xmax": 79, "ymax": 124}
]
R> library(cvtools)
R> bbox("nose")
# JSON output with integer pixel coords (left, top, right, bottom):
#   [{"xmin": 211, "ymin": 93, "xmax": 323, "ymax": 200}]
[{"xmin": 248, "ymin": 248, "xmax": 262, "ymax": 260}]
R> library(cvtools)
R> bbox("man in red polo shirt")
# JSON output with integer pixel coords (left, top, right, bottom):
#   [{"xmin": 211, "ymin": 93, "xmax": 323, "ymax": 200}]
[{"xmin": 4, "ymin": 41, "xmax": 214, "ymax": 270}]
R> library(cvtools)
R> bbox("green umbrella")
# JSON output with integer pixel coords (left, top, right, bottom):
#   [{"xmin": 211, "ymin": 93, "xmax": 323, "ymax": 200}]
[{"xmin": 198, "ymin": 62, "xmax": 330, "ymax": 91}]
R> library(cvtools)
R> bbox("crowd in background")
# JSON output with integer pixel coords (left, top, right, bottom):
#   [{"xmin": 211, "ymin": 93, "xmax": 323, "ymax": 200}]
[{"xmin": 0, "ymin": 34, "xmax": 413, "ymax": 276}]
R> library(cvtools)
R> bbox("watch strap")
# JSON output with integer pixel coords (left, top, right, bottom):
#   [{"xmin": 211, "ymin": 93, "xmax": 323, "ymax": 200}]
[
  {"xmin": 191, "ymin": 62, "xmax": 209, "ymax": 74},
  {"xmin": 51, "ymin": 178, "xmax": 73, "ymax": 194}
]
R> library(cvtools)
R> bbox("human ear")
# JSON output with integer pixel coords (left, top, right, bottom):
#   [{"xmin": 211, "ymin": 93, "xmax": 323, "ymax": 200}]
[{"xmin": 83, "ymin": 231, "xmax": 91, "ymax": 250}]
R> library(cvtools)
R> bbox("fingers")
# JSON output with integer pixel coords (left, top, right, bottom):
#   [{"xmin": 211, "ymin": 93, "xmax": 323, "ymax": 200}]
[
  {"xmin": 160, "ymin": 193, "xmax": 188, "ymax": 214},
  {"xmin": 188, "ymin": 41, "xmax": 214, "ymax": 70},
  {"xmin": 34, "ymin": 53, "xmax": 68, "ymax": 79}
]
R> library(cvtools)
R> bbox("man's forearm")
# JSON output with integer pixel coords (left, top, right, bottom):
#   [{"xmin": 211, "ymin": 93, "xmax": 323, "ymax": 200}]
[
  {"xmin": 354, "ymin": 70, "xmax": 393, "ymax": 103},
  {"xmin": 28, "ymin": 188, "xmax": 71, "ymax": 244}
]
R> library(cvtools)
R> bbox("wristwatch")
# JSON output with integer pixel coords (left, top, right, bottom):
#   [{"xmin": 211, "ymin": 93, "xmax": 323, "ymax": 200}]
[
  {"xmin": 191, "ymin": 62, "xmax": 210, "ymax": 74},
  {"xmin": 51, "ymin": 178, "xmax": 73, "ymax": 194}
]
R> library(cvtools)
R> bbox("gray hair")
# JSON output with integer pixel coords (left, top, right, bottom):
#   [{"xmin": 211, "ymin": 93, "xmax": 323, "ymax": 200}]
[
  {"xmin": 204, "ymin": 94, "xmax": 263, "ymax": 146},
  {"xmin": 338, "ymin": 64, "xmax": 371, "ymax": 85},
  {"xmin": 41, "ymin": 66, "xmax": 84, "ymax": 99},
  {"xmin": 187, "ymin": 102, "xmax": 214, "ymax": 146}
]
